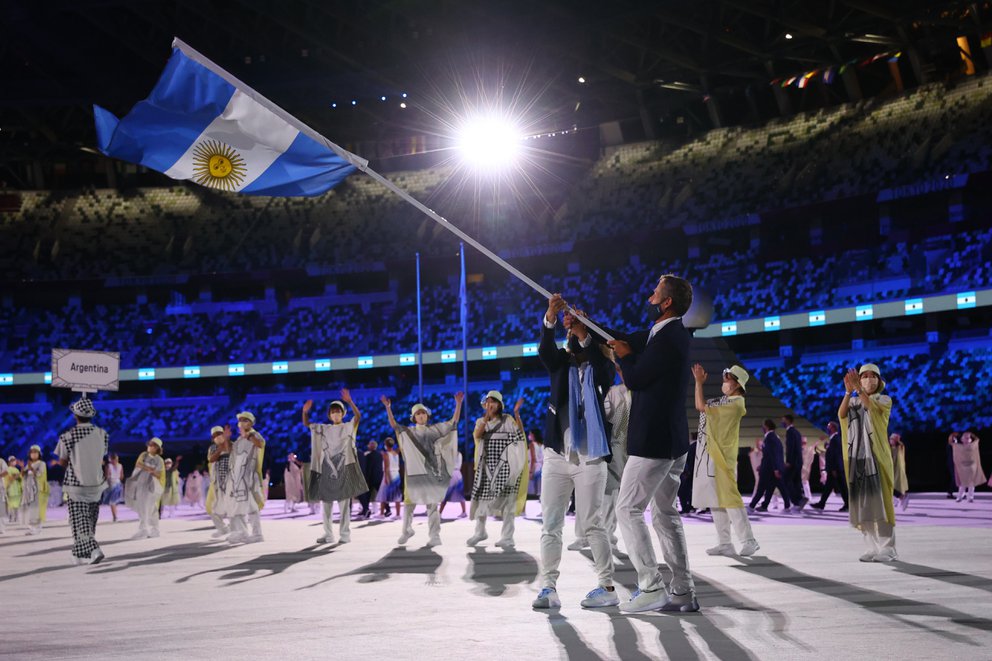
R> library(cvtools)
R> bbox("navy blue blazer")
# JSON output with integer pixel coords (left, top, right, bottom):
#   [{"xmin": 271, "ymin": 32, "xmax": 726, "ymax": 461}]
[
  {"xmin": 612, "ymin": 318, "xmax": 691, "ymax": 460},
  {"xmin": 538, "ymin": 322, "xmax": 614, "ymax": 458},
  {"xmin": 824, "ymin": 432, "xmax": 844, "ymax": 474},
  {"xmin": 784, "ymin": 426, "xmax": 803, "ymax": 470},
  {"xmin": 759, "ymin": 431, "xmax": 786, "ymax": 475}
]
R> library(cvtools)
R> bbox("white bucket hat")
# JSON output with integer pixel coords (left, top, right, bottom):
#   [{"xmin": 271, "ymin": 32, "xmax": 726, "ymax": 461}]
[
  {"xmin": 148, "ymin": 437, "xmax": 163, "ymax": 449},
  {"xmin": 481, "ymin": 390, "xmax": 504, "ymax": 405},
  {"xmin": 237, "ymin": 411, "xmax": 256, "ymax": 424},
  {"xmin": 70, "ymin": 398, "xmax": 97, "ymax": 418},
  {"xmin": 410, "ymin": 403, "xmax": 432, "ymax": 421},
  {"xmin": 29, "ymin": 444, "xmax": 42, "ymax": 453},
  {"xmin": 328, "ymin": 401, "xmax": 346, "ymax": 415},
  {"xmin": 858, "ymin": 363, "xmax": 885, "ymax": 393},
  {"xmin": 210, "ymin": 426, "xmax": 224, "ymax": 436},
  {"xmin": 723, "ymin": 365, "xmax": 749, "ymax": 392}
]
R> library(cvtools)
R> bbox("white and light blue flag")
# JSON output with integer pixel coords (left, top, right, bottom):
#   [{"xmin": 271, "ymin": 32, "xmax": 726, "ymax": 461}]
[{"xmin": 94, "ymin": 38, "xmax": 359, "ymax": 197}]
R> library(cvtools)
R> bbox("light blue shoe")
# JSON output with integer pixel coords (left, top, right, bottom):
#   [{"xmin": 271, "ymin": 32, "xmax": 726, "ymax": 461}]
[
  {"xmin": 580, "ymin": 586, "xmax": 620, "ymax": 608},
  {"xmin": 532, "ymin": 587, "xmax": 562, "ymax": 609}
]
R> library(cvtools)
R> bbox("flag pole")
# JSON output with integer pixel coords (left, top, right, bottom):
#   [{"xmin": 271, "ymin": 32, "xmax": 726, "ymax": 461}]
[
  {"xmin": 172, "ymin": 38, "xmax": 614, "ymax": 343},
  {"xmin": 459, "ymin": 243, "xmax": 469, "ymax": 450},
  {"xmin": 416, "ymin": 252, "xmax": 423, "ymax": 402}
]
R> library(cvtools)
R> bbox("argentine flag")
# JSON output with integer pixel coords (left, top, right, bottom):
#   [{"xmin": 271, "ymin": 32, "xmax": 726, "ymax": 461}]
[{"xmin": 94, "ymin": 38, "xmax": 359, "ymax": 197}]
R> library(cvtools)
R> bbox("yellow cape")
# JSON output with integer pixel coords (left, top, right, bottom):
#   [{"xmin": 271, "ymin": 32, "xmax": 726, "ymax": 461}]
[
  {"xmin": 840, "ymin": 394, "xmax": 895, "ymax": 527},
  {"xmin": 704, "ymin": 397, "xmax": 746, "ymax": 509}
]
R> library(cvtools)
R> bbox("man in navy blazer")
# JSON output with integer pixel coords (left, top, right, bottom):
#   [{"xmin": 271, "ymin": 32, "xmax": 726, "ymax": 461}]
[
  {"xmin": 607, "ymin": 273, "xmax": 699, "ymax": 614},
  {"xmin": 781, "ymin": 414, "xmax": 809, "ymax": 511},
  {"xmin": 748, "ymin": 419, "xmax": 791, "ymax": 512},
  {"xmin": 811, "ymin": 421, "xmax": 848, "ymax": 511}
]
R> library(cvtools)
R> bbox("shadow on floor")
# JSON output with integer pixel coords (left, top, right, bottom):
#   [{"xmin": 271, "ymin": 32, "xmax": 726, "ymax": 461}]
[
  {"xmin": 733, "ymin": 557, "xmax": 992, "ymax": 645},
  {"xmin": 887, "ymin": 560, "xmax": 992, "ymax": 595},
  {"xmin": 295, "ymin": 546, "xmax": 443, "ymax": 591},
  {"xmin": 176, "ymin": 544, "xmax": 328, "ymax": 585},
  {"xmin": 463, "ymin": 547, "xmax": 539, "ymax": 596}
]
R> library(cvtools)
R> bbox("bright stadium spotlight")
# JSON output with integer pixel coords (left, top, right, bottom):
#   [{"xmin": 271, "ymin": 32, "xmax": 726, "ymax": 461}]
[{"xmin": 455, "ymin": 115, "xmax": 523, "ymax": 169}]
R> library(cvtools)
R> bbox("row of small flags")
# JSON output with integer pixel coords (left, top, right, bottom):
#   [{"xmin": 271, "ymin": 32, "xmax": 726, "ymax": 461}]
[{"xmin": 771, "ymin": 50, "xmax": 901, "ymax": 89}]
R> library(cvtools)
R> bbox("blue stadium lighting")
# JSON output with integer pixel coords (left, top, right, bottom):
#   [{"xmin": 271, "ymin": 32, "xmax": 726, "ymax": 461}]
[
  {"xmin": 44, "ymin": 372, "xmax": 52, "ymax": 384},
  {"xmin": 380, "ymin": 96, "xmax": 386, "ymax": 101},
  {"xmin": 957, "ymin": 291, "xmax": 977, "ymax": 309},
  {"xmin": 271, "ymin": 361, "xmax": 289, "ymax": 374},
  {"xmin": 228, "ymin": 364, "xmax": 245, "ymax": 376},
  {"xmin": 0, "ymin": 374, "xmax": 13, "ymax": 386},
  {"xmin": 482, "ymin": 347, "xmax": 498, "ymax": 359},
  {"xmin": 522, "ymin": 343, "xmax": 538, "ymax": 356},
  {"xmin": 357, "ymin": 356, "xmax": 374, "ymax": 369},
  {"xmin": 455, "ymin": 114, "xmax": 523, "ymax": 169},
  {"xmin": 183, "ymin": 366, "xmax": 201, "ymax": 379},
  {"xmin": 904, "ymin": 298, "xmax": 924, "ymax": 315},
  {"xmin": 314, "ymin": 358, "xmax": 331, "ymax": 372},
  {"xmin": 138, "ymin": 367, "xmax": 156, "ymax": 381},
  {"xmin": 809, "ymin": 311, "xmax": 826, "ymax": 327},
  {"xmin": 402, "ymin": 93, "xmax": 407, "ymax": 98},
  {"xmin": 763, "ymin": 316, "xmax": 781, "ymax": 331},
  {"xmin": 855, "ymin": 305, "xmax": 874, "ymax": 321},
  {"xmin": 145, "ymin": 327, "xmax": 153, "ymax": 335},
  {"xmin": 440, "ymin": 351, "xmax": 457, "ymax": 363},
  {"xmin": 721, "ymin": 321, "xmax": 738, "ymax": 336},
  {"xmin": 399, "ymin": 354, "xmax": 416, "ymax": 365},
  {"xmin": 351, "ymin": 100, "xmax": 357, "ymax": 106},
  {"xmin": 331, "ymin": 102, "xmax": 337, "ymax": 108}
]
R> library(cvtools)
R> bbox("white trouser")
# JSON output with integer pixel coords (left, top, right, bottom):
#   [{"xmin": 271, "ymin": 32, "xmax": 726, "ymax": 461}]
[
  {"xmin": 802, "ymin": 480, "xmax": 812, "ymax": 501},
  {"xmin": 473, "ymin": 498, "xmax": 516, "ymax": 543},
  {"xmin": 541, "ymin": 449, "xmax": 613, "ymax": 589},
  {"xmin": 863, "ymin": 521, "xmax": 897, "ymax": 555},
  {"xmin": 136, "ymin": 493, "xmax": 160, "ymax": 535},
  {"xmin": 403, "ymin": 503, "xmax": 440, "ymax": 539},
  {"xmin": 27, "ymin": 501, "xmax": 42, "ymax": 531},
  {"xmin": 618, "ymin": 454, "xmax": 694, "ymax": 595},
  {"xmin": 322, "ymin": 500, "xmax": 352, "ymax": 538},
  {"xmin": 0, "ymin": 500, "xmax": 6, "ymax": 533},
  {"xmin": 712, "ymin": 507, "xmax": 755, "ymax": 546},
  {"xmin": 230, "ymin": 510, "xmax": 262, "ymax": 537}
]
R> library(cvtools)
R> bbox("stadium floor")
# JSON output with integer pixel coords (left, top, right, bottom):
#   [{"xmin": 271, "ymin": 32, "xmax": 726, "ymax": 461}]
[{"xmin": 3, "ymin": 494, "xmax": 991, "ymax": 660}]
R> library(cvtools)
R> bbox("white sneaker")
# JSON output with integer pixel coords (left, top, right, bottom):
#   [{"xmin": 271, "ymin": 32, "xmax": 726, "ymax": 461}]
[
  {"xmin": 339, "ymin": 533, "xmax": 351, "ymax": 544},
  {"xmin": 426, "ymin": 536, "xmax": 442, "ymax": 548},
  {"xmin": 659, "ymin": 591, "xmax": 699, "ymax": 613},
  {"xmin": 495, "ymin": 538, "xmax": 515, "ymax": 550},
  {"xmin": 315, "ymin": 535, "xmax": 335, "ymax": 544},
  {"xmin": 532, "ymin": 587, "xmax": 561, "ymax": 609},
  {"xmin": 88, "ymin": 549, "xmax": 105, "ymax": 565},
  {"xmin": 130, "ymin": 531, "xmax": 149, "ymax": 540},
  {"xmin": 739, "ymin": 540, "xmax": 760, "ymax": 557},
  {"xmin": 227, "ymin": 532, "xmax": 248, "ymax": 544},
  {"xmin": 706, "ymin": 544, "xmax": 736, "ymax": 557},
  {"xmin": 619, "ymin": 588, "xmax": 670, "ymax": 613},
  {"xmin": 245, "ymin": 534, "xmax": 264, "ymax": 544},
  {"xmin": 874, "ymin": 549, "xmax": 898, "ymax": 562},
  {"xmin": 567, "ymin": 538, "xmax": 589, "ymax": 551},
  {"xmin": 397, "ymin": 530, "xmax": 414, "ymax": 545},
  {"xmin": 859, "ymin": 551, "xmax": 877, "ymax": 562},
  {"xmin": 580, "ymin": 586, "xmax": 620, "ymax": 608},
  {"xmin": 211, "ymin": 529, "xmax": 229, "ymax": 539},
  {"xmin": 466, "ymin": 532, "xmax": 488, "ymax": 546},
  {"xmin": 148, "ymin": 530, "xmax": 160, "ymax": 538}
]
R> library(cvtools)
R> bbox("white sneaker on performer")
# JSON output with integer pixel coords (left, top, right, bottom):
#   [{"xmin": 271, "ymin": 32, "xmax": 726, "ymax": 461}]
[
  {"xmin": 859, "ymin": 551, "xmax": 877, "ymax": 562},
  {"xmin": 88, "ymin": 549, "xmax": 105, "ymax": 565},
  {"xmin": 659, "ymin": 591, "xmax": 699, "ymax": 613},
  {"xmin": 397, "ymin": 530, "xmax": 414, "ymax": 545},
  {"xmin": 148, "ymin": 530, "xmax": 160, "ymax": 538},
  {"xmin": 245, "ymin": 534, "xmax": 264, "ymax": 544},
  {"xmin": 466, "ymin": 532, "xmax": 488, "ymax": 546},
  {"xmin": 580, "ymin": 586, "xmax": 620, "ymax": 609},
  {"xmin": 619, "ymin": 588, "xmax": 670, "ymax": 613},
  {"xmin": 339, "ymin": 533, "xmax": 351, "ymax": 544},
  {"xmin": 130, "ymin": 531, "xmax": 149, "ymax": 540},
  {"xmin": 739, "ymin": 541, "xmax": 760, "ymax": 557},
  {"xmin": 211, "ymin": 529, "xmax": 229, "ymax": 539},
  {"xmin": 495, "ymin": 538, "xmax": 515, "ymax": 550},
  {"xmin": 532, "ymin": 587, "xmax": 561, "ymax": 609},
  {"xmin": 874, "ymin": 549, "xmax": 898, "ymax": 562},
  {"xmin": 706, "ymin": 544, "xmax": 736, "ymax": 557},
  {"xmin": 315, "ymin": 535, "xmax": 335, "ymax": 544},
  {"xmin": 426, "ymin": 536, "xmax": 442, "ymax": 548},
  {"xmin": 227, "ymin": 532, "xmax": 248, "ymax": 544},
  {"xmin": 567, "ymin": 538, "xmax": 589, "ymax": 551}
]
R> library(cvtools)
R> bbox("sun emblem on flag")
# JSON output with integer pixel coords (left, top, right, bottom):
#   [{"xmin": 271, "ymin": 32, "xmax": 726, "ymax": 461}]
[{"xmin": 191, "ymin": 140, "xmax": 246, "ymax": 191}]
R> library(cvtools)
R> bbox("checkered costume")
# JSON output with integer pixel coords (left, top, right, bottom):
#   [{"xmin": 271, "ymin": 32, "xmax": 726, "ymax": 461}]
[
  {"xmin": 470, "ymin": 414, "xmax": 527, "ymax": 515},
  {"xmin": 57, "ymin": 422, "xmax": 109, "ymax": 559}
]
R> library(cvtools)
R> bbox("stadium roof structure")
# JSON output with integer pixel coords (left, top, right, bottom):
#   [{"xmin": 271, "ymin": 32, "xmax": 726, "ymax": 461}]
[{"xmin": 1, "ymin": 0, "xmax": 991, "ymax": 181}]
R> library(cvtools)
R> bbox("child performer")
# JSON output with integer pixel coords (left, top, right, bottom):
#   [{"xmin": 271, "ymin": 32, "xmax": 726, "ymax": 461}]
[
  {"xmin": 183, "ymin": 466, "xmax": 204, "ymax": 509},
  {"xmin": 303, "ymin": 390, "xmax": 367, "ymax": 545},
  {"xmin": 5, "ymin": 459, "xmax": 22, "ymax": 523},
  {"xmin": 467, "ymin": 391, "xmax": 529, "ymax": 549},
  {"xmin": 691, "ymin": 364, "xmax": 759, "ymax": 557},
  {"xmin": 21, "ymin": 445, "xmax": 49, "ymax": 535},
  {"xmin": 283, "ymin": 453, "xmax": 305, "ymax": 513},
  {"xmin": 126, "ymin": 438, "xmax": 166, "ymax": 539},
  {"xmin": 101, "ymin": 453, "xmax": 125, "ymax": 521},
  {"xmin": 381, "ymin": 392, "xmax": 463, "ymax": 547},
  {"xmin": 206, "ymin": 426, "xmax": 233, "ymax": 537},
  {"xmin": 225, "ymin": 412, "xmax": 266, "ymax": 544},
  {"xmin": 0, "ymin": 456, "xmax": 8, "ymax": 534},
  {"xmin": 160, "ymin": 458, "xmax": 181, "ymax": 517}
]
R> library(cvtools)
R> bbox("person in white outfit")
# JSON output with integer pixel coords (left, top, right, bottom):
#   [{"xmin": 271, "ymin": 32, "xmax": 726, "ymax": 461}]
[
  {"xmin": 126, "ymin": 438, "xmax": 165, "ymax": 539},
  {"xmin": 224, "ymin": 412, "xmax": 266, "ymax": 544},
  {"xmin": 303, "ymin": 390, "xmax": 368, "ymax": 545},
  {"xmin": 383, "ymin": 392, "xmax": 463, "ymax": 547},
  {"xmin": 206, "ymin": 425, "xmax": 234, "ymax": 538}
]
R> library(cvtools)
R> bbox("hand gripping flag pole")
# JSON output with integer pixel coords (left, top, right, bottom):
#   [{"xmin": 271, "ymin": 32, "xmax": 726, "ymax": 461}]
[{"xmin": 162, "ymin": 39, "xmax": 616, "ymax": 342}]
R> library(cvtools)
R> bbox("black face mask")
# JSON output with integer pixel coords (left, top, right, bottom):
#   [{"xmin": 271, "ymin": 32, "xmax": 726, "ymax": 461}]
[{"xmin": 644, "ymin": 301, "xmax": 663, "ymax": 322}]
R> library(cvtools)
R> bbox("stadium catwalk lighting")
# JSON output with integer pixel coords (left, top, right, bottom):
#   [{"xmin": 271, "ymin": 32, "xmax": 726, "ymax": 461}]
[{"xmin": 454, "ymin": 115, "xmax": 523, "ymax": 169}]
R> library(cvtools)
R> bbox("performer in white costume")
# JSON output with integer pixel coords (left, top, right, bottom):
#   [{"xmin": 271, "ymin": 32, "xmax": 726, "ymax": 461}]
[
  {"xmin": 125, "ymin": 438, "xmax": 166, "ymax": 539},
  {"xmin": 224, "ymin": 412, "xmax": 266, "ymax": 544}
]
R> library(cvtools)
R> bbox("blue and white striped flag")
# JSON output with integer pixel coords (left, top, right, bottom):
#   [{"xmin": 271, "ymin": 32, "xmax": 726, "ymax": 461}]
[{"xmin": 94, "ymin": 38, "xmax": 360, "ymax": 197}]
